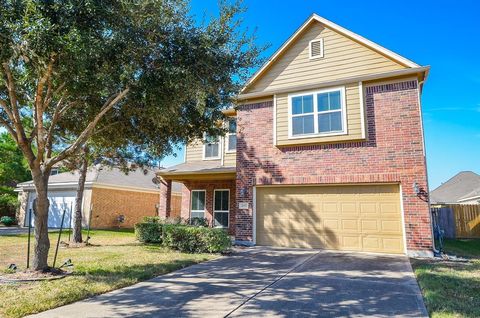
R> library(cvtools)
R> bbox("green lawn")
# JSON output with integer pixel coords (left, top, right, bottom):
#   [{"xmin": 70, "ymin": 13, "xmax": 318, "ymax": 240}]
[
  {"xmin": 0, "ymin": 229, "xmax": 217, "ymax": 318},
  {"xmin": 412, "ymin": 239, "xmax": 480, "ymax": 318}
]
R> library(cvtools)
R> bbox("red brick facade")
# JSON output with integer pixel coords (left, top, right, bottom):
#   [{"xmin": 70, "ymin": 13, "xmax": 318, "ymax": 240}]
[
  {"xmin": 179, "ymin": 180, "xmax": 236, "ymax": 235},
  {"xmin": 235, "ymin": 80, "xmax": 433, "ymax": 253}
]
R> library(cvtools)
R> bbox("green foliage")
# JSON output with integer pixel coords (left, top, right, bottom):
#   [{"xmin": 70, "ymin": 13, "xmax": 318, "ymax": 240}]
[
  {"xmin": 0, "ymin": 133, "xmax": 31, "ymax": 187},
  {"xmin": 0, "ymin": 186, "xmax": 18, "ymax": 218},
  {"xmin": 188, "ymin": 217, "xmax": 209, "ymax": 227},
  {"xmin": 135, "ymin": 222, "xmax": 231, "ymax": 253},
  {"xmin": 0, "ymin": 0, "xmax": 265, "ymax": 165},
  {"xmin": 134, "ymin": 222, "xmax": 163, "ymax": 243},
  {"xmin": 0, "ymin": 215, "xmax": 15, "ymax": 226}
]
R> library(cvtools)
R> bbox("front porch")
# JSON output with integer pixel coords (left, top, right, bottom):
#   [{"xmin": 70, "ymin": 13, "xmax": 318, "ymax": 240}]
[{"xmin": 157, "ymin": 161, "xmax": 236, "ymax": 235}]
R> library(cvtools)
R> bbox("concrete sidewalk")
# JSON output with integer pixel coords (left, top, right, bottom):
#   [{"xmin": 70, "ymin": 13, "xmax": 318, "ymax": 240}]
[{"xmin": 29, "ymin": 247, "xmax": 428, "ymax": 318}]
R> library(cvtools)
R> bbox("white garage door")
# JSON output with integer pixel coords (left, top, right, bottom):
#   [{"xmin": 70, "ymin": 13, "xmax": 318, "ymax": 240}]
[{"xmin": 26, "ymin": 191, "xmax": 75, "ymax": 228}]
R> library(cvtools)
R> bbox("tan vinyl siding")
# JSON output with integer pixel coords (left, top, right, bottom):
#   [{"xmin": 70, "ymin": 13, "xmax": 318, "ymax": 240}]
[
  {"xmin": 185, "ymin": 136, "xmax": 236, "ymax": 167},
  {"xmin": 224, "ymin": 151, "xmax": 236, "ymax": 167},
  {"xmin": 185, "ymin": 141, "xmax": 205, "ymax": 162},
  {"xmin": 245, "ymin": 21, "xmax": 405, "ymax": 94},
  {"xmin": 276, "ymin": 82, "xmax": 364, "ymax": 146}
]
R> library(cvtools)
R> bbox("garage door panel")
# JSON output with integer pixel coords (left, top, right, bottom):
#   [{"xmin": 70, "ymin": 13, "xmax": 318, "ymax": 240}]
[{"xmin": 256, "ymin": 184, "xmax": 404, "ymax": 254}]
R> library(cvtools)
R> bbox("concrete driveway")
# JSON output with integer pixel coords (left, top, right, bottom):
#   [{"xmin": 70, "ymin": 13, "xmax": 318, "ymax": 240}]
[{"xmin": 30, "ymin": 247, "xmax": 428, "ymax": 318}]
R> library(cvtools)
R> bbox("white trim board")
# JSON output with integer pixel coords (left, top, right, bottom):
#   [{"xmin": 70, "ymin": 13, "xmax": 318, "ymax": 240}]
[{"xmin": 241, "ymin": 13, "xmax": 421, "ymax": 93}]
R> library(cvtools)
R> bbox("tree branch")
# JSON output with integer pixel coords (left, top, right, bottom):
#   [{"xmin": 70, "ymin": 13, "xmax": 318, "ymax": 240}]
[
  {"xmin": 2, "ymin": 62, "xmax": 36, "ymax": 166},
  {"xmin": 47, "ymin": 88, "xmax": 130, "ymax": 167},
  {"xmin": 0, "ymin": 116, "xmax": 17, "ymax": 140},
  {"xmin": 34, "ymin": 55, "xmax": 56, "ymax": 165}
]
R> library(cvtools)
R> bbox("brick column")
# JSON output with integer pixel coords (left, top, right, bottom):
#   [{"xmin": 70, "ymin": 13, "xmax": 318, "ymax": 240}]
[
  {"xmin": 158, "ymin": 179, "xmax": 172, "ymax": 218},
  {"xmin": 180, "ymin": 183, "xmax": 191, "ymax": 220}
]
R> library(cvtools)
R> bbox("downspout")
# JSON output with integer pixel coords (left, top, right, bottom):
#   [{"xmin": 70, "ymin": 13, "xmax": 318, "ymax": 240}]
[
  {"xmin": 221, "ymin": 137, "xmax": 225, "ymax": 167},
  {"xmin": 417, "ymin": 77, "xmax": 438, "ymax": 256}
]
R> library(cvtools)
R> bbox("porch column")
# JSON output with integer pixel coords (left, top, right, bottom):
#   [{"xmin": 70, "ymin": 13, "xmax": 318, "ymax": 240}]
[{"xmin": 158, "ymin": 178, "xmax": 172, "ymax": 218}]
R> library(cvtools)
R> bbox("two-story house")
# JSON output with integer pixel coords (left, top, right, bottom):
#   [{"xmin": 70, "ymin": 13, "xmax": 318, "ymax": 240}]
[{"xmin": 158, "ymin": 14, "xmax": 433, "ymax": 257}]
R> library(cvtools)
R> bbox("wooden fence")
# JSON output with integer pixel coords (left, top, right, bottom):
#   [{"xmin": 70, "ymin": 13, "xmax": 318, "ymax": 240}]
[{"xmin": 434, "ymin": 204, "xmax": 480, "ymax": 239}]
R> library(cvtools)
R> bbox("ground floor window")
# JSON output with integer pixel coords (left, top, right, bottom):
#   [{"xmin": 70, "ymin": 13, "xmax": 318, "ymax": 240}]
[
  {"xmin": 191, "ymin": 190, "xmax": 206, "ymax": 219},
  {"xmin": 214, "ymin": 189, "xmax": 230, "ymax": 228}
]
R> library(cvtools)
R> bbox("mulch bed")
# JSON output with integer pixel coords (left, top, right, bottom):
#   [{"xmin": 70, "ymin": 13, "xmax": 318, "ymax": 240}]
[{"xmin": 0, "ymin": 268, "xmax": 70, "ymax": 283}]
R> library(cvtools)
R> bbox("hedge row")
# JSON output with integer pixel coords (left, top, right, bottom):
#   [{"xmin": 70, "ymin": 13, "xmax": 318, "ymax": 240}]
[{"xmin": 134, "ymin": 221, "xmax": 231, "ymax": 253}]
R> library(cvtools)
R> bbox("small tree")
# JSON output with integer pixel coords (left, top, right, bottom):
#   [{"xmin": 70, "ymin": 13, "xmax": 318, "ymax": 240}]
[{"xmin": 0, "ymin": 0, "xmax": 262, "ymax": 270}]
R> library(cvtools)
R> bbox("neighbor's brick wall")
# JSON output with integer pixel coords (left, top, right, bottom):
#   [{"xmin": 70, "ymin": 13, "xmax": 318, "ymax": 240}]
[
  {"xmin": 180, "ymin": 180, "xmax": 236, "ymax": 235},
  {"xmin": 90, "ymin": 187, "xmax": 159, "ymax": 228},
  {"xmin": 236, "ymin": 80, "xmax": 433, "ymax": 252}
]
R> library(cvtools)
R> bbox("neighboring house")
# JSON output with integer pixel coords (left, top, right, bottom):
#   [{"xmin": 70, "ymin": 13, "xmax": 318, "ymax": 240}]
[
  {"xmin": 16, "ymin": 166, "xmax": 182, "ymax": 229},
  {"xmin": 430, "ymin": 171, "xmax": 480, "ymax": 205},
  {"xmin": 158, "ymin": 14, "xmax": 433, "ymax": 256}
]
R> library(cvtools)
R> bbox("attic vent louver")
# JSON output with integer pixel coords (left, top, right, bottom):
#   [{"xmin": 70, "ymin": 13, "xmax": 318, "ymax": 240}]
[{"xmin": 309, "ymin": 39, "xmax": 324, "ymax": 59}]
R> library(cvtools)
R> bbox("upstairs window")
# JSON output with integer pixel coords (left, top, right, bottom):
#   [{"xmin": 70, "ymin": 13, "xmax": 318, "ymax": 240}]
[
  {"xmin": 203, "ymin": 133, "xmax": 220, "ymax": 159},
  {"xmin": 289, "ymin": 87, "xmax": 346, "ymax": 138},
  {"xmin": 227, "ymin": 119, "xmax": 237, "ymax": 152}
]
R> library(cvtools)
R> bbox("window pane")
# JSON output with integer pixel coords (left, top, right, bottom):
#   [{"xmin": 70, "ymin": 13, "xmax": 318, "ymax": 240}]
[
  {"xmin": 317, "ymin": 93, "xmax": 329, "ymax": 111},
  {"xmin": 228, "ymin": 119, "xmax": 236, "ymax": 133},
  {"xmin": 318, "ymin": 90, "xmax": 341, "ymax": 111},
  {"xmin": 292, "ymin": 115, "xmax": 314, "ymax": 135},
  {"xmin": 191, "ymin": 211, "xmax": 205, "ymax": 219},
  {"xmin": 302, "ymin": 95, "xmax": 313, "ymax": 113},
  {"xmin": 292, "ymin": 95, "xmax": 313, "ymax": 115},
  {"xmin": 318, "ymin": 111, "xmax": 342, "ymax": 133},
  {"xmin": 221, "ymin": 191, "xmax": 229, "ymax": 210},
  {"xmin": 205, "ymin": 133, "xmax": 218, "ymax": 144},
  {"xmin": 228, "ymin": 134, "xmax": 236, "ymax": 151},
  {"xmin": 292, "ymin": 96, "xmax": 302, "ymax": 115},
  {"xmin": 214, "ymin": 212, "xmax": 229, "ymax": 227},
  {"xmin": 191, "ymin": 191, "xmax": 205, "ymax": 211},
  {"xmin": 214, "ymin": 190, "xmax": 229, "ymax": 211},
  {"xmin": 205, "ymin": 143, "xmax": 219, "ymax": 158},
  {"xmin": 329, "ymin": 91, "xmax": 341, "ymax": 110}
]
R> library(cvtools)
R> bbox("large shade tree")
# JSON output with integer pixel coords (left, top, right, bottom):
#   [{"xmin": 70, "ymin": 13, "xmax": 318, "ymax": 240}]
[{"xmin": 0, "ymin": 0, "xmax": 262, "ymax": 270}]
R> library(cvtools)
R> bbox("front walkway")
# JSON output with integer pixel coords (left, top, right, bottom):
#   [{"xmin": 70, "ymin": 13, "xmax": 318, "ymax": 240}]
[{"xmin": 29, "ymin": 247, "xmax": 428, "ymax": 317}]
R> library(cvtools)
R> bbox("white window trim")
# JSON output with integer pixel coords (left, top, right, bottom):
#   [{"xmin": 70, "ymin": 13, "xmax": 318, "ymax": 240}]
[
  {"xmin": 309, "ymin": 38, "xmax": 324, "ymax": 59},
  {"xmin": 190, "ymin": 189, "xmax": 206, "ymax": 219},
  {"xmin": 213, "ymin": 189, "xmax": 230, "ymax": 228},
  {"xmin": 202, "ymin": 132, "xmax": 222, "ymax": 160},
  {"xmin": 225, "ymin": 119, "xmax": 237, "ymax": 153},
  {"xmin": 287, "ymin": 86, "xmax": 348, "ymax": 140}
]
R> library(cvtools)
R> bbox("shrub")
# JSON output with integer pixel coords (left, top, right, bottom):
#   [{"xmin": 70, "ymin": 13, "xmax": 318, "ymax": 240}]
[
  {"xmin": 188, "ymin": 217, "xmax": 209, "ymax": 227},
  {"xmin": 135, "ymin": 221, "xmax": 232, "ymax": 253},
  {"xmin": 142, "ymin": 216, "xmax": 163, "ymax": 223},
  {"xmin": 134, "ymin": 222, "xmax": 162, "ymax": 243},
  {"xmin": 0, "ymin": 216, "xmax": 16, "ymax": 226},
  {"xmin": 162, "ymin": 224, "xmax": 231, "ymax": 253}
]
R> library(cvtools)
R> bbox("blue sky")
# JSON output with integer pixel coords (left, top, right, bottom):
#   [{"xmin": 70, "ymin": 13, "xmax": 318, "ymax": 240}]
[{"xmin": 162, "ymin": 0, "xmax": 480, "ymax": 189}]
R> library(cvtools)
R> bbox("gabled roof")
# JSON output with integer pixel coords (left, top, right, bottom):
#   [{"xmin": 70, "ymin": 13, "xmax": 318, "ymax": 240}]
[
  {"xmin": 241, "ymin": 13, "xmax": 422, "ymax": 93},
  {"xmin": 430, "ymin": 171, "xmax": 480, "ymax": 204}
]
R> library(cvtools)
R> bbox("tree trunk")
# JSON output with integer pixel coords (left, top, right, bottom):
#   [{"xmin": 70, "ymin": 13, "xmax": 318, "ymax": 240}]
[
  {"xmin": 31, "ymin": 171, "xmax": 51, "ymax": 271},
  {"xmin": 72, "ymin": 146, "xmax": 89, "ymax": 243}
]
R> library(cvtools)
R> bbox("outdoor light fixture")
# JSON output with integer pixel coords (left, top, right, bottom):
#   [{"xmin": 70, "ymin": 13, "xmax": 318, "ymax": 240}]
[{"xmin": 413, "ymin": 182, "xmax": 420, "ymax": 195}]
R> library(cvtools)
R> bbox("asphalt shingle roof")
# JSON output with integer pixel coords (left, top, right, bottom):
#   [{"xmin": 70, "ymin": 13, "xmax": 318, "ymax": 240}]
[
  {"xmin": 430, "ymin": 171, "xmax": 480, "ymax": 204},
  {"xmin": 16, "ymin": 166, "xmax": 184, "ymax": 192}
]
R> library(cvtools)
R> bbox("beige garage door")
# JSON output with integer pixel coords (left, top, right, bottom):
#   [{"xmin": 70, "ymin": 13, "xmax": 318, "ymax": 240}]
[{"xmin": 256, "ymin": 184, "xmax": 404, "ymax": 254}]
